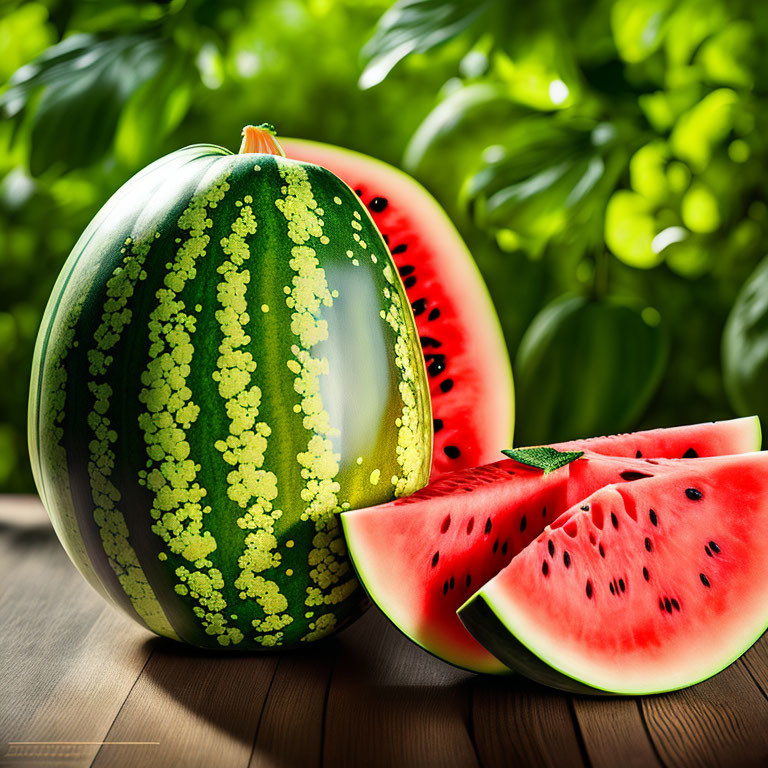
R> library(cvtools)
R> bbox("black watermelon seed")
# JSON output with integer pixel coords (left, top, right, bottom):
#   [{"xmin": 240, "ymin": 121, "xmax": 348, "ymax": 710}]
[
  {"xmin": 619, "ymin": 578, "xmax": 625, "ymax": 592},
  {"xmin": 643, "ymin": 566, "xmax": 649, "ymax": 581},
  {"xmin": 659, "ymin": 598, "xmax": 665, "ymax": 611},
  {"xmin": 563, "ymin": 552, "xmax": 571, "ymax": 568},
  {"xmin": 610, "ymin": 582, "xmax": 615, "ymax": 595},
  {"xmin": 427, "ymin": 355, "xmax": 446, "ymax": 377},
  {"xmin": 664, "ymin": 598, "xmax": 672, "ymax": 613},
  {"xmin": 542, "ymin": 505, "xmax": 547, "ymax": 517},
  {"xmin": 685, "ymin": 488, "xmax": 703, "ymax": 501},
  {"xmin": 644, "ymin": 537, "xmax": 652, "ymax": 552},
  {"xmin": 520, "ymin": 515, "xmax": 527, "ymax": 533},
  {"xmin": 636, "ymin": 450, "xmax": 642, "ymax": 458},
  {"xmin": 420, "ymin": 335, "xmax": 442, "ymax": 348},
  {"xmin": 485, "ymin": 517, "xmax": 492, "ymax": 534},
  {"xmin": 355, "ymin": 189, "xmax": 362, "ymax": 196},
  {"xmin": 586, "ymin": 580, "xmax": 593, "ymax": 598},
  {"xmin": 705, "ymin": 544, "xmax": 712, "ymax": 557},
  {"xmin": 611, "ymin": 512, "xmax": 619, "ymax": 529},
  {"xmin": 466, "ymin": 574, "xmax": 472, "ymax": 587},
  {"xmin": 599, "ymin": 544, "xmax": 605, "ymax": 558},
  {"xmin": 620, "ymin": 471, "xmax": 653, "ymax": 481},
  {"xmin": 542, "ymin": 561, "xmax": 549, "ymax": 576},
  {"xmin": 493, "ymin": 538, "xmax": 499, "ymax": 553},
  {"xmin": 383, "ymin": 234, "xmax": 389, "ymax": 244},
  {"xmin": 391, "ymin": 243, "xmax": 408, "ymax": 254},
  {"xmin": 443, "ymin": 581, "xmax": 448, "ymax": 595},
  {"xmin": 700, "ymin": 573, "xmax": 710, "ymax": 587},
  {"xmin": 369, "ymin": 196, "xmax": 388, "ymax": 212},
  {"xmin": 671, "ymin": 598, "xmax": 680, "ymax": 611},
  {"xmin": 444, "ymin": 445, "xmax": 461, "ymax": 459},
  {"xmin": 501, "ymin": 541, "xmax": 508, "ymax": 555},
  {"xmin": 548, "ymin": 540, "xmax": 555, "ymax": 557},
  {"xmin": 398, "ymin": 265, "xmax": 415, "ymax": 276},
  {"xmin": 433, "ymin": 418, "xmax": 443, "ymax": 432},
  {"xmin": 428, "ymin": 308, "xmax": 441, "ymax": 320},
  {"xmin": 466, "ymin": 518, "xmax": 474, "ymax": 534},
  {"xmin": 440, "ymin": 378, "xmax": 454, "ymax": 393},
  {"xmin": 709, "ymin": 540, "xmax": 720, "ymax": 553},
  {"xmin": 432, "ymin": 552, "xmax": 439, "ymax": 567},
  {"xmin": 441, "ymin": 515, "xmax": 451, "ymax": 533},
  {"xmin": 580, "ymin": 504, "xmax": 590, "ymax": 511},
  {"xmin": 449, "ymin": 576, "xmax": 455, "ymax": 590},
  {"xmin": 683, "ymin": 447, "xmax": 699, "ymax": 458},
  {"xmin": 411, "ymin": 298, "xmax": 427, "ymax": 316},
  {"xmin": 404, "ymin": 276, "xmax": 417, "ymax": 289},
  {"xmin": 649, "ymin": 509, "xmax": 658, "ymax": 526}
]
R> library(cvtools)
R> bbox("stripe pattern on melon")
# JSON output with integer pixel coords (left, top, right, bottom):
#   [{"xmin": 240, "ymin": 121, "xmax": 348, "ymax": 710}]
[{"xmin": 29, "ymin": 144, "xmax": 432, "ymax": 649}]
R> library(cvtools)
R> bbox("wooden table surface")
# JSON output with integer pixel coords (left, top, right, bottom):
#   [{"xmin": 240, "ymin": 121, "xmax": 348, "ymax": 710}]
[{"xmin": 2, "ymin": 496, "xmax": 768, "ymax": 768}]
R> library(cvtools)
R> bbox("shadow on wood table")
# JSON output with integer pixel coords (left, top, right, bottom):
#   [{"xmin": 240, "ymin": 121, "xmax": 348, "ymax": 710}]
[{"xmin": 2, "ymin": 496, "xmax": 768, "ymax": 768}]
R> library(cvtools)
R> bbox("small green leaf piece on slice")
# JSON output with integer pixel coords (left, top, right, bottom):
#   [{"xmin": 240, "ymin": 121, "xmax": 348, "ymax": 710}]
[{"xmin": 501, "ymin": 446, "xmax": 584, "ymax": 474}]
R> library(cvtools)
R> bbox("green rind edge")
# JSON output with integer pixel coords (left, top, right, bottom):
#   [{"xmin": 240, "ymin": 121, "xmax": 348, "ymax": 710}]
[{"xmin": 458, "ymin": 583, "xmax": 768, "ymax": 696}]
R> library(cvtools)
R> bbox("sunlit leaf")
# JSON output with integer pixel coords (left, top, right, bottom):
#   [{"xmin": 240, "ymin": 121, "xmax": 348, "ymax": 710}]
[
  {"xmin": 360, "ymin": 0, "xmax": 495, "ymax": 89},
  {"xmin": 514, "ymin": 295, "xmax": 668, "ymax": 444},
  {"xmin": 1, "ymin": 34, "xmax": 168, "ymax": 175},
  {"xmin": 670, "ymin": 88, "xmax": 738, "ymax": 171},
  {"xmin": 464, "ymin": 118, "xmax": 620, "ymax": 247},
  {"xmin": 605, "ymin": 190, "xmax": 664, "ymax": 269}
]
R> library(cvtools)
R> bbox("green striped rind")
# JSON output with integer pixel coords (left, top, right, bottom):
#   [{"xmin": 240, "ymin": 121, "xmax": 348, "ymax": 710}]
[
  {"xmin": 458, "ymin": 594, "xmax": 603, "ymax": 694},
  {"xmin": 31, "ymin": 146, "xmax": 431, "ymax": 648}
]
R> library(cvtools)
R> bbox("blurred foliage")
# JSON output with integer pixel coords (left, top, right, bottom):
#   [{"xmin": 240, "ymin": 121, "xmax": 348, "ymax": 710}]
[
  {"xmin": 3, "ymin": 0, "xmax": 768, "ymax": 490},
  {"xmin": 367, "ymin": 0, "xmax": 768, "ymax": 443}
]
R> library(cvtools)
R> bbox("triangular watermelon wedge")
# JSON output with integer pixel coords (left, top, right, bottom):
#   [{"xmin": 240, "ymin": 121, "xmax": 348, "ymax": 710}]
[
  {"xmin": 341, "ymin": 418, "xmax": 761, "ymax": 674},
  {"xmin": 458, "ymin": 452, "xmax": 768, "ymax": 694}
]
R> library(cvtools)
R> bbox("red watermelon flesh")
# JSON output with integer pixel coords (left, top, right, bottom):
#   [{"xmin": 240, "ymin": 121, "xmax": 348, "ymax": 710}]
[
  {"xmin": 280, "ymin": 138, "xmax": 514, "ymax": 478},
  {"xmin": 341, "ymin": 418, "xmax": 761, "ymax": 673},
  {"xmin": 459, "ymin": 452, "xmax": 768, "ymax": 693},
  {"xmin": 553, "ymin": 416, "xmax": 761, "ymax": 458}
]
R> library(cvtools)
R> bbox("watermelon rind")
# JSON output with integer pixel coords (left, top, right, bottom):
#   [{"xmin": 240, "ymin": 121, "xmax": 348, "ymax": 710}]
[{"xmin": 459, "ymin": 457, "xmax": 768, "ymax": 694}]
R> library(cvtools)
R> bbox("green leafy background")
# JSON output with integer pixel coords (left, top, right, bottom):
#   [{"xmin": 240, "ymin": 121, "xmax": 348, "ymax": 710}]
[{"xmin": 2, "ymin": 0, "xmax": 768, "ymax": 492}]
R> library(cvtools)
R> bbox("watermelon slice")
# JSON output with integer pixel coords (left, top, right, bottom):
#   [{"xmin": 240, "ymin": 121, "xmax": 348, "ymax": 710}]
[
  {"xmin": 341, "ymin": 418, "xmax": 761, "ymax": 673},
  {"xmin": 459, "ymin": 452, "xmax": 768, "ymax": 694},
  {"xmin": 280, "ymin": 138, "xmax": 514, "ymax": 478}
]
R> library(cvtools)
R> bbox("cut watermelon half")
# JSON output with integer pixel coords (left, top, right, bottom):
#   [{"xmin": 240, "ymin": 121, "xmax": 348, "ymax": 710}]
[
  {"xmin": 341, "ymin": 418, "xmax": 761, "ymax": 674},
  {"xmin": 459, "ymin": 452, "xmax": 768, "ymax": 694},
  {"xmin": 281, "ymin": 138, "xmax": 514, "ymax": 478}
]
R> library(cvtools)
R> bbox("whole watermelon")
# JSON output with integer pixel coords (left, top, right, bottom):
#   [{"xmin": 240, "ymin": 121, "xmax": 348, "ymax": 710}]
[{"xmin": 28, "ymin": 125, "xmax": 432, "ymax": 649}]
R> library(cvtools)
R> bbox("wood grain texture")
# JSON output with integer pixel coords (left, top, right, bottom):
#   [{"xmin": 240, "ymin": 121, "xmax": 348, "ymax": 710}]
[
  {"xmin": 4, "ymin": 495, "xmax": 768, "ymax": 768},
  {"xmin": 250, "ymin": 648, "xmax": 333, "ymax": 768},
  {"xmin": 642, "ymin": 659, "xmax": 768, "ymax": 768},
  {"xmin": 323, "ymin": 608, "xmax": 478, "ymax": 768},
  {"xmin": 472, "ymin": 676, "xmax": 586, "ymax": 768},
  {"xmin": 573, "ymin": 698, "xmax": 662, "ymax": 768}
]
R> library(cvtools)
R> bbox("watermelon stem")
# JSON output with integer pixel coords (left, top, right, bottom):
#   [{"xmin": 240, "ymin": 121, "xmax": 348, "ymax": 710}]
[{"xmin": 239, "ymin": 124, "xmax": 286, "ymax": 157}]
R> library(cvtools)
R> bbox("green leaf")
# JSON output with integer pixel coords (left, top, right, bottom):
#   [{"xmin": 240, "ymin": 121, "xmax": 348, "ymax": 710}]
[
  {"xmin": 1, "ymin": 34, "xmax": 168, "ymax": 175},
  {"xmin": 463, "ymin": 117, "xmax": 622, "ymax": 249},
  {"xmin": 514, "ymin": 296, "xmax": 669, "ymax": 445},
  {"xmin": 501, "ymin": 446, "xmax": 584, "ymax": 474},
  {"xmin": 360, "ymin": 0, "xmax": 495, "ymax": 89},
  {"xmin": 723, "ymin": 256, "xmax": 768, "ymax": 430}
]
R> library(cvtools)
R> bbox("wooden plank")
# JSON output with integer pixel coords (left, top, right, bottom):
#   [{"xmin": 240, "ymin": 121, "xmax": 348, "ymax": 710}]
[
  {"xmin": 0, "ymin": 496, "xmax": 153, "ymax": 768},
  {"xmin": 249, "ymin": 647, "xmax": 334, "ymax": 768},
  {"xmin": 740, "ymin": 633, "xmax": 768, "ymax": 701},
  {"xmin": 472, "ymin": 676, "xmax": 585, "ymax": 768},
  {"xmin": 642, "ymin": 662, "xmax": 768, "ymax": 768},
  {"xmin": 573, "ymin": 698, "xmax": 661, "ymax": 768},
  {"xmin": 323, "ymin": 608, "xmax": 478, "ymax": 768},
  {"xmin": 91, "ymin": 643, "xmax": 278, "ymax": 768}
]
